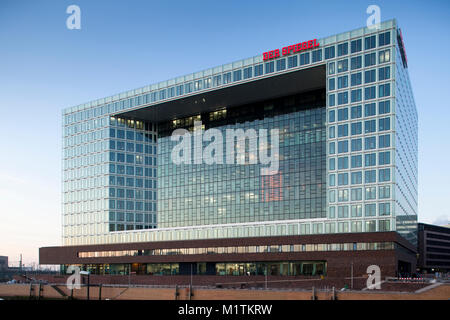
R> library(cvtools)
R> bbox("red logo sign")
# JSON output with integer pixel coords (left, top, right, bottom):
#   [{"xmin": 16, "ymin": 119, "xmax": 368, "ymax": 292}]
[{"xmin": 263, "ymin": 39, "xmax": 319, "ymax": 61}]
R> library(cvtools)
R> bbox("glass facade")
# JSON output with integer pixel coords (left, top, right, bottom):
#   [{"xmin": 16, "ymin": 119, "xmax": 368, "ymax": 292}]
[
  {"xmin": 63, "ymin": 261, "xmax": 327, "ymax": 276},
  {"xmin": 325, "ymin": 22, "xmax": 416, "ymax": 242},
  {"xmin": 61, "ymin": 19, "xmax": 417, "ymax": 247},
  {"xmin": 77, "ymin": 241, "xmax": 396, "ymax": 259},
  {"xmin": 393, "ymin": 32, "xmax": 418, "ymax": 244},
  {"xmin": 107, "ymin": 117, "xmax": 158, "ymax": 232},
  {"xmin": 157, "ymin": 91, "xmax": 326, "ymax": 228}
]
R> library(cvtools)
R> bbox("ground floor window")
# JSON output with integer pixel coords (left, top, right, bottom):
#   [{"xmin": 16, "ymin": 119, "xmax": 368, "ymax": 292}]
[{"xmin": 64, "ymin": 260, "xmax": 327, "ymax": 276}]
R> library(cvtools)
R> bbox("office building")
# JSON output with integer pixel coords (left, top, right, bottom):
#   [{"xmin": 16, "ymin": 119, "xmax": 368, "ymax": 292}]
[{"xmin": 40, "ymin": 19, "xmax": 418, "ymax": 279}]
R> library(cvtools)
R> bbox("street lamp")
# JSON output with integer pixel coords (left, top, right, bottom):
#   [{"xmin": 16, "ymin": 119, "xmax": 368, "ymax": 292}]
[{"xmin": 80, "ymin": 271, "xmax": 90, "ymax": 300}]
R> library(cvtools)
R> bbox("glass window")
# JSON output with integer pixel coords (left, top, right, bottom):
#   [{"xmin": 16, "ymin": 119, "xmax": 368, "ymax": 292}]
[
  {"xmin": 351, "ymin": 171, "xmax": 362, "ymax": 185},
  {"xmin": 351, "ymin": 204, "xmax": 363, "ymax": 217},
  {"xmin": 379, "ymin": 134, "xmax": 390, "ymax": 148},
  {"xmin": 365, "ymin": 170, "xmax": 376, "ymax": 183},
  {"xmin": 337, "ymin": 42, "xmax": 348, "ymax": 56},
  {"xmin": 379, "ymin": 220, "xmax": 390, "ymax": 232},
  {"xmin": 351, "ymin": 89, "xmax": 362, "ymax": 102},
  {"xmin": 364, "ymin": 69, "xmax": 376, "ymax": 83},
  {"xmin": 379, "ymin": 168, "xmax": 390, "ymax": 182},
  {"xmin": 233, "ymin": 69, "xmax": 242, "ymax": 81},
  {"xmin": 338, "ymin": 222, "xmax": 349, "ymax": 233},
  {"xmin": 328, "ymin": 62, "xmax": 335, "ymax": 75},
  {"xmin": 338, "ymin": 140, "xmax": 348, "ymax": 153},
  {"xmin": 351, "ymin": 154, "xmax": 362, "ymax": 168},
  {"xmin": 329, "ymin": 190, "xmax": 336, "ymax": 202},
  {"xmin": 365, "ymin": 53, "xmax": 376, "ymax": 67},
  {"xmin": 117, "ymin": 153, "xmax": 125, "ymax": 162},
  {"xmin": 378, "ymin": 100, "xmax": 390, "ymax": 114},
  {"xmin": 288, "ymin": 55, "xmax": 298, "ymax": 68},
  {"xmin": 379, "ymin": 151, "xmax": 390, "ymax": 165},
  {"xmin": 337, "ymin": 108, "xmax": 348, "ymax": 121},
  {"xmin": 300, "ymin": 52, "xmax": 310, "ymax": 65},
  {"xmin": 276, "ymin": 59, "xmax": 286, "ymax": 71},
  {"xmin": 337, "ymin": 59, "xmax": 348, "ymax": 73},
  {"xmin": 329, "ymin": 206, "xmax": 336, "ymax": 218},
  {"xmin": 365, "ymin": 203, "xmax": 376, "ymax": 217},
  {"xmin": 351, "ymin": 72, "xmax": 362, "ymax": 86},
  {"xmin": 351, "ymin": 122, "xmax": 362, "ymax": 135},
  {"xmin": 117, "ymin": 129, "xmax": 125, "ymax": 139},
  {"xmin": 364, "ymin": 103, "xmax": 376, "ymax": 117},
  {"xmin": 117, "ymin": 165, "xmax": 125, "ymax": 174},
  {"xmin": 223, "ymin": 72, "xmax": 231, "ymax": 84},
  {"xmin": 379, "ymin": 117, "xmax": 390, "ymax": 131},
  {"xmin": 126, "ymin": 142, "xmax": 134, "ymax": 152},
  {"xmin": 338, "ymin": 189, "xmax": 349, "ymax": 202},
  {"xmin": 184, "ymin": 82, "xmax": 193, "ymax": 93},
  {"xmin": 329, "ymin": 158, "xmax": 336, "ymax": 170},
  {"xmin": 325, "ymin": 46, "xmax": 335, "ymax": 59},
  {"xmin": 168, "ymin": 86, "xmax": 175, "ymax": 97},
  {"xmin": 366, "ymin": 220, "xmax": 376, "ymax": 232},
  {"xmin": 364, "ymin": 119, "xmax": 376, "ymax": 133},
  {"xmin": 338, "ymin": 76, "xmax": 348, "ymax": 89},
  {"xmin": 329, "ymin": 78, "xmax": 336, "ymax": 91},
  {"xmin": 364, "ymin": 86, "xmax": 376, "ymax": 100},
  {"xmin": 312, "ymin": 49, "xmax": 322, "ymax": 62},
  {"xmin": 351, "ymin": 39, "xmax": 362, "ymax": 53},
  {"xmin": 351, "ymin": 105, "xmax": 362, "ymax": 119},
  {"xmin": 365, "ymin": 136, "xmax": 376, "ymax": 150},
  {"xmin": 329, "ymin": 110, "xmax": 336, "ymax": 122},
  {"xmin": 265, "ymin": 61, "xmax": 274, "ymax": 74},
  {"xmin": 213, "ymin": 75, "xmax": 221, "ymax": 87},
  {"xmin": 329, "ymin": 126, "xmax": 335, "ymax": 138},
  {"xmin": 254, "ymin": 64, "xmax": 263, "ymax": 77},
  {"xmin": 379, "ymin": 31, "xmax": 390, "ymax": 46},
  {"xmin": 329, "ymin": 142, "xmax": 336, "ymax": 154},
  {"xmin": 329, "ymin": 174, "xmax": 336, "ymax": 186},
  {"xmin": 379, "ymin": 203, "xmax": 391, "ymax": 216},
  {"xmin": 365, "ymin": 153, "xmax": 376, "ymax": 166},
  {"xmin": 204, "ymin": 77, "xmax": 212, "ymax": 88},
  {"xmin": 117, "ymin": 141, "xmax": 125, "ymax": 150},
  {"xmin": 351, "ymin": 56, "xmax": 362, "ymax": 70},
  {"xmin": 379, "ymin": 186, "xmax": 391, "ymax": 199},
  {"xmin": 379, "ymin": 49, "xmax": 390, "ymax": 64},
  {"xmin": 379, "ymin": 83, "xmax": 390, "ymax": 97},
  {"xmin": 338, "ymin": 205, "xmax": 349, "ymax": 218},
  {"xmin": 126, "ymin": 131, "xmax": 134, "ymax": 140},
  {"xmin": 243, "ymin": 67, "xmax": 252, "ymax": 79},
  {"xmin": 194, "ymin": 80, "xmax": 202, "ymax": 91},
  {"xmin": 365, "ymin": 187, "xmax": 376, "ymax": 200},
  {"xmin": 351, "ymin": 188, "xmax": 362, "ymax": 201},
  {"xmin": 338, "ymin": 156, "xmax": 349, "ymax": 169},
  {"xmin": 337, "ymin": 92, "xmax": 348, "ymax": 105},
  {"xmin": 351, "ymin": 138, "xmax": 362, "ymax": 152},
  {"xmin": 378, "ymin": 66, "xmax": 390, "ymax": 81},
  {"xmin": 364, "ymin": 35, "xmax": 376, "ymax": 50},
  {"xmin": 329, "ymin": 94, "xmax": 335, "ymax": 106},
  {"xmin": 126, "ymin": 154, "xmax": 135, "ymax": 164}
]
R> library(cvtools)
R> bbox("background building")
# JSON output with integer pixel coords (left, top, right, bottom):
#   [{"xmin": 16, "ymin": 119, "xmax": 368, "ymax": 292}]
[
  {"xmin": 41, "ymin": 19, "xmax": 418, "ymax": 279},
  {"xmin": 0, "ymin": 256, "xmax": 8, "ymax": 272},
  {"xmin": 417, "ymin": 223, "xmax": 450, "ymax": 273}
]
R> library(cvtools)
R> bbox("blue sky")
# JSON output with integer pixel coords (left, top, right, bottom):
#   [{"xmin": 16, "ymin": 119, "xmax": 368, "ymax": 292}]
[{"xmin": 0, "ymin": 0, "xmax": 449, "ymax": 265}]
